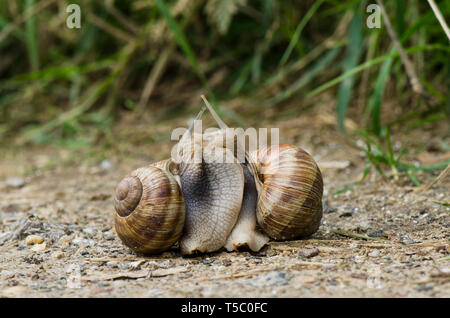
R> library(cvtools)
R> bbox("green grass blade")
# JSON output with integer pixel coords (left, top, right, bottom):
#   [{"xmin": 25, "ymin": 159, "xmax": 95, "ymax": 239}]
[
  {"xmin": 334, "ymin": 184, "xmax": 356, "ymax": 194},
  {"xmin": 279, "ymin": 0, "xmax": 324, "ymax": 66},
  {"xmin": 406, "ymin": 170, "xmax": 421, "ymax": 186},
  {"xmin": 22, "ymin": 76, "xmax": 115, "ymax": 143},
  {"xmin": 263, "ymin": 47, "xmax": 339, "ymax": 108},
  {"xmin": 306, "ymin": 44, "xmax": 449, "ymax": 99},
  {"xmin": 395, "ymin": 0, "xmax": 406, "ymax": 36},
  {"xmin": 385, "ymin": 128, "xmax": 395, "ymax": 166},
  {"xmin": 368, "ymin": 53, "xmax": 393, "ymax": 135},
  {"xmin": 336, "ymin": 10, "xmax": 364, "ymax": 132},
  {"xmin": 0, "ymin": 17, "xmax": 24, "ymax": 48},
  {"xmin": 154, "ymin": 0, "xmax": 206, "ymax": 85},
  {"xmin": 25, "ymin": 0, "xmax": 39, "ymax": 72},
  {"xmin": 357, "ymin": 130, "xmax": 387, "ymax": 157},
  {"xmin": 434, "ymin": 202, "xmax": 450, "ymax": 208},
  {"xmin": 1, "ymin": 57, "xmax": 116, "ymax": 88},
  {"xmin": 229, "ymin": 58, "xmax": 253, "ymax": 95},
  {"xmin": 399, "ymin": 160, "xmax": 450, "ymax": 171}
]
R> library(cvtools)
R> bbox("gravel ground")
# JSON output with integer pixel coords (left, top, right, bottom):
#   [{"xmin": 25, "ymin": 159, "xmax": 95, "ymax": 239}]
[{"xmin": 0, "ymin": 109, "xmax": 448, "ymax": 298}]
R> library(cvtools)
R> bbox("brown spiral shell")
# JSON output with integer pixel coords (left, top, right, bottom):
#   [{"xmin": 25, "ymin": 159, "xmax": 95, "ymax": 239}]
[
  {"xmin": 113, "ymin": 164, "xmax": 185, "ymax": 254},
  {"xmin": 251, "ymin": 144, "xmax": 323, "ymax": 240}
]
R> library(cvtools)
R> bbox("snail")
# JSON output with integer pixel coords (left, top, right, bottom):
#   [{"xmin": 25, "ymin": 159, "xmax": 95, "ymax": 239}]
[
  {"xmin": 202, "ymin": 97, "xmax": 323, "ymax": 246},
  {"xmin": 113, "ymin": 96, "xmax": 323, "ymax": 255},
  {"xmin": 114, "ymin": 107, "xmax": 245, "ymax": 255}
]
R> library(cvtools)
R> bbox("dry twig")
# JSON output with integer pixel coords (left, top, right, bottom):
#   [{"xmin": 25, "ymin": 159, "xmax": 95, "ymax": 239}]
[
  {"xmin": 427, "ymin": 0, "xmax": 450, "ymax": 41},
  {"xmin": 138, "ymin": 45, "xmax": 174, "ymax": 111},
  {"xmin": 0, "ymin": 0, "xmax": 56, "ymax": 43},
  {"xmin": 376, "ymin": 0, "xmax": 425, "ymax": 96},
  {"xmin": 330, "ymin": 228, "xmax": 382, "ymax": 241},
  {"xmin": 422, "ymin": 163, "xmax": 450, "ymax": 191},
  {"xmin": 86, "ymin": 12, "xmax": 134, "ymax": 42}
]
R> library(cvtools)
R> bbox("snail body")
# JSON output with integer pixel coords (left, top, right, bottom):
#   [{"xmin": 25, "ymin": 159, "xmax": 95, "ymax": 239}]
[{"xmin": 178, "ymin": 146, "xmax": 244, "ymax": 254}]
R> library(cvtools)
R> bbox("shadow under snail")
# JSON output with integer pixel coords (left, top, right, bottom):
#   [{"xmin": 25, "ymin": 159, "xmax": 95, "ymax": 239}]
[{"xmin": 113, "ymin": 97, "xmax": 323, "ymax": 255}]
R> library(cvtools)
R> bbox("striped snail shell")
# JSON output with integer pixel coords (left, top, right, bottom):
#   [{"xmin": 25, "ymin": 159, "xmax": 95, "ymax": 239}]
[
  {"xmin": 113, "ymin": 162, "xmax": 185, "ymax": 254},
  {"xmin": 251, "ymin": 144, "xmax": 323, "ymax": 240}
]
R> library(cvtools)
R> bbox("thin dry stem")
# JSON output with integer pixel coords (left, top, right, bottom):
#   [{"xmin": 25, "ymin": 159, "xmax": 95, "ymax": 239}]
[
  {"xmin": 376, "ymin": 0, "xmax": 425, "ymax": 96},
  {"xmin": 427, "ymin": 0, "xmax": 450, "ymax": 41},
  {"xmin": 0, "ymin": 0, "xmax": 56, "ymax": 43},
  {"xmin": 138, "ymin": 46, "xmax": 174, "ymax": 111},
  {"xmin": 422, "ymin": 163, "xmax": 450, "ymax": 191},
  {"xmin": 86, "ymin": 12, "xmax": 134, "ymax": 42},
  {"xmin": 330, "ymin": 228, "xmax": 383, "ymax": 241},
  {"xmin": 105, "ymin": 0, "xmax": 140, "ymax": 35}
]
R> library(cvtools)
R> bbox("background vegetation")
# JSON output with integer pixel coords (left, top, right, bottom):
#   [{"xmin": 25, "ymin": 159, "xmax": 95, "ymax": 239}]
[{"xmin": 0, "ymin": 0, "xmax": 449, "ymax": 180}]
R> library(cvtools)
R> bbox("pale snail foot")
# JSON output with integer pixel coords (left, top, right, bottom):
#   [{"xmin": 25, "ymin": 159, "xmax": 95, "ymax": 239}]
[
  {"xmin": 224, "ymin": 227, "xmax": 269, "ymax": 252},
  {"xmin": 224, "ymin": 164, "xmax": 269, "ymax": 252}
]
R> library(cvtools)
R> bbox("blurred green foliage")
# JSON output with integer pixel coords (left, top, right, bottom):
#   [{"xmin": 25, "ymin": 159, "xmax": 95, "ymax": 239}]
[{"xmin": 0, "ymin": 0, "xmax": 448, "ymax": 147}]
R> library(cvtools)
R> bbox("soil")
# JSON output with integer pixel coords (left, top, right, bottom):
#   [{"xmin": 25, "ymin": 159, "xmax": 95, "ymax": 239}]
[{"xmin": 0, "ymin": 105, "xmax": 448, "ymax": 298}]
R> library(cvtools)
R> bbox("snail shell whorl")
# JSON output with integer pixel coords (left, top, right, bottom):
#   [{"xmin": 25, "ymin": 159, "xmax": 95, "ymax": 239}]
[
  {"xmin": 113, "ymin": 165, "xmax": 185, "ymax": 254},
  {"xmin": 252, "ymin": 145, "xmax": 323, "ymax": 240},
  {"xmin": 114, "ymin": 176, "xmax": 143, "ymax": 217}
]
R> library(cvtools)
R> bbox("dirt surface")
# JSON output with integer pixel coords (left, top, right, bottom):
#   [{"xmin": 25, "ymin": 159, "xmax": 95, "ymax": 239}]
[{"xmin": 0, "ymin": 106, "xmax": 449, "ymax": 298}]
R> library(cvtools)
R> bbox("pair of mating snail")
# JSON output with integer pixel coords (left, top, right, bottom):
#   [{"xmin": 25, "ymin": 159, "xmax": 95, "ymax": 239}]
[{"xmin": 113, "ymin": 97, "xmax": 323, "ymax": 255}]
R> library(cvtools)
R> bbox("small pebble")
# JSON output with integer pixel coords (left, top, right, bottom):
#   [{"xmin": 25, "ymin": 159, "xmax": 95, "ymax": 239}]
[
  {"xmin": 368, "ymin": 250, "xmax": 380, "ymax": 257},
  {"xmin": 298, "ymin": 247, "xmax": 320, "ymax": 258},
  {"xmin": 358, "ymin": 220, "xmax": 371, "ymax": 231},
  {"xmin": 103, "ymin": 232, "xmax": 116, "ymax": 241},
  {"xmin": 354, "ymin": 255, "xmax": 364, "ymax": 263},
  {"xmin": 31, "ymin": 243, "xmax": 46, "ymax": 252},
  {"xmin": 129, "ymin": 260, "xmax": 144, "ymax": 269},
  {"xmin": 158, "ymin": 260, "xmax": 174, "ymax": 269},
  {"xmin": 435, "ymin": 245, "xmax": 447, "ymax": 253},
  {"xmin": 25, "ymin": 235, "xmax": 44, "ymax": 246},
  {"xmin": 52, "ymin": 251, "xmax": 64, "ymax": 259},
  {"xmin": 6, "ymin": 177, "xmax": 25, "ymax": 188},
  {"xmin": 258, "ymin": 271, "xmax": 291, "ymax": 287},
  {"xmin": 322, "ymin": 201, "xmax": 337, "ymax": 214},
  {"xmin": 327, "ymin": 279, "xmax": 339, "ymax": 286},
  {"xmin": 201, "ymin": 259, "xmax": 214, "ymax": 265},
  {"xmin": 416, "ymin": 284, "xmax": 433, "ymax": 292},
  {"xmin": 72, "ymin": 237, "xmax": 95, "ymax": 246},
  {"xmin": 118, "ymin": 262, "xmax": 132, "ymax": 270},
  {"xmin": 222, "ymin": 259, "xmax": 232, "ymax": 266},
  {"xmin": 351, "ymin": 272, "xmax": 368, "ymax": 280},
  {"xmin": 430, "ymin": 268, "xmax": 450, "ymax": 278},
  {"xmin": 100, "ymin": 160, "xmax": 113, "ymax": 171},
  {"xmin": 368, "ymin": 229, "xmax": 383, "ymax": 238},
  {"xmin": 82, "ymin": 228, "xmax": 96, "ymax": 237},
  {"xmin": 399, "ymin": 236, "xmax": 415, "ymax": 245}
]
